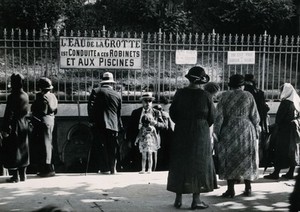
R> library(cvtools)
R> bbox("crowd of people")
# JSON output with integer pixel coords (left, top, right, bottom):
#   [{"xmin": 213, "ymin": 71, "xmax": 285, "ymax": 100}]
[
  {"xmin": 0, "ymin": 73, "xmax": 58, "ymax": 182},
  {"xmin": 0, "ymin": 67, "xmax": 299, "ymax": 211}
]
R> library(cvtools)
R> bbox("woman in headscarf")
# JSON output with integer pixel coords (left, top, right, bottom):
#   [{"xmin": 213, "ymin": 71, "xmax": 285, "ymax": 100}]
[
  {"xmin": 264, "ymin": 83, "xmax": 300, "ymax": 180},
  {"xmin": 214, "ymin": 74, "xmax": 260, "ymax": 197},
  {"xmin": 167, "ymin": 66, "xmax": 216, "ymax": 210}
]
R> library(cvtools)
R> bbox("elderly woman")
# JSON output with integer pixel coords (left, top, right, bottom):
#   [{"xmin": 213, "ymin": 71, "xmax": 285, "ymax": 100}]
[
  {"xmin": 213, "ymin": 74, "xmax": 260, "ymax": 197},
  {"xmin": 264, "ymin": 83, "xmax": 300, "ymax": 180},
  {"xmin": 167, "ymin": 66, "xmax": 216, "ymax": 210},
  {"xmin": 1, "ymin": 73, "xmax": 30, "ymax": 182}
]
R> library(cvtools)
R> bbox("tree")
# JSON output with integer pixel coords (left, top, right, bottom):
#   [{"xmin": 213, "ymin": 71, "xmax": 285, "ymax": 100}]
[
  {"xmin": 207, "ymin": 0, "xmax": 296, "ymax": 34},
  {"xmin": 0, "ymin": 0, "xmax": 85, "ymax": 31}
]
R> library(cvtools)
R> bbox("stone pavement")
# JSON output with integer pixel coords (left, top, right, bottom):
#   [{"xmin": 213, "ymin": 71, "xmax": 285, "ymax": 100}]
[{"xmin": 0, "ymin": 168, "xmax": 296, "ymax": 212}]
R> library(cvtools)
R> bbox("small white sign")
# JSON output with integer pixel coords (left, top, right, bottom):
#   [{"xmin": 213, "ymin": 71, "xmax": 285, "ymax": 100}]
[
  {"xmin": 175, "ymin": 50, "xmax": 197, "ymax": 65},
  {"xmin": 227, "ymin": 51, "xmax": 255, "ymax": 65}
]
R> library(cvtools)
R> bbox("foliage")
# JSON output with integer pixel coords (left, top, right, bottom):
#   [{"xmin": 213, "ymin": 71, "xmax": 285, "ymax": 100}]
[
  {"xmin": 0, "ymin": 0, "xmax": 70, "ymax": 30},
  {"xmin": 0, "ymin": 0, "xmax": 298, "ymax": 35},
  {"xmin": 207, "ymin": 0, "xmax": 297, "ymax": 34}
]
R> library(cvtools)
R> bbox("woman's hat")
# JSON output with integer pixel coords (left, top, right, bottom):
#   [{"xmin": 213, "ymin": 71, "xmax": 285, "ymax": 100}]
[
  {"xmin": 204, "ymin": 82, "xmax": 220, "ymax": 94},
  {"xmin": 39, "ymin": 77, "xmax": 53, "ymax": 90},
  {"xmin": 140, "ymin": 92, "xmax": 155, "ymax": 101},
  {"xmin": 228, "ymin": 74, "xmax": 245, "ymax": 88},
  {"xmin": 185, "ymin": 66, "xmax": 210, "ymax": 84},
  {"xmin": 244, "ymin": 74, "xmax": 255, "ymax": 84},
  {"xmin": 100, "ymin": 72, "xmax": 116, "ymax": 84}
]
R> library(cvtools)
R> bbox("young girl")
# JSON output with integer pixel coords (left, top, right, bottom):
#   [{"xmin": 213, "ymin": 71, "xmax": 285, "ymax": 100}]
[{"xmin": 135, "ymin": 113, "xmax": 159, "ymax": 174}]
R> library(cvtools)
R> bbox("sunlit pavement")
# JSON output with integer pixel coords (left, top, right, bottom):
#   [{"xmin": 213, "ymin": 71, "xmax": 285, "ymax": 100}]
[{"xmin": 0, "ymin": 168, "xmax": 296, "ymax": 212}]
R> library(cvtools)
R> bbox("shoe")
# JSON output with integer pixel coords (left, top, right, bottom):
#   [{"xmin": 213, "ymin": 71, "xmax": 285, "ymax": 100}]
[
  {"xmin": 191, "ymin": 201, "xmax": 209, "ymax": 210},
  {"xmin": 282, "ymin": 174, "xmax": 294, "ymax": 179},
  {"xmin": 243, "ymin": 188, "xmax": 252, "ymax": 196},
  {"xmin": 6, "ymin": 177, "xmax": 19, "ymax": 183},
  {"xmin": 139, "ymin": 170, "xmax": 145, "ymax": 174},
  {"xmin": 38, "ymin": 171, "xmax": 55, "ymax": 177},
  {"xmin": 222, "ymin": 190, "xmax": 235, "ymax": 198},
  {"xmin": 174, "ymin": 200, "xmax": 182, "ymax": 209},
  {"xmin": 100, "ymin": 171, "xmax": 111, "ymax": 175},
  {"xmin": 264, "ymin": 173, "xmax": 279, "ymax": 180}
]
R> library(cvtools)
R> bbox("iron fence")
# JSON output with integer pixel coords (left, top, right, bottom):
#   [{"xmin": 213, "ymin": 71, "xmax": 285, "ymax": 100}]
[{"xmin": 0, "ymin": 26, "xmax": 299, "ymax": 103}]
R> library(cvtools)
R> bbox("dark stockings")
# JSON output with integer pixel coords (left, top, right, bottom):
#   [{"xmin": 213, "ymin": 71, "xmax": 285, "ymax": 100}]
[
  {"xmin": 244, "ymin": 179, "xmax": 251, "ymax": 190},
  {"xmin": 192, "ymin": 193, "xmax": 201, "ymax": 204},
  {"xmin": 287, "ymin": 166, "xmax": 295, "ymax": 176},
  {"xmin": 227, "ymin": 179, "xmax": 235, "ymax": 192}
]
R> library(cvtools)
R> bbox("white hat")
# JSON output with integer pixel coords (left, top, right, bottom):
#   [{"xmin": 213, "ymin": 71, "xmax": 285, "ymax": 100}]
[
  {"xmin": 140, "ymin": 92, "xmax": 155, "ymax": 101},
  {"xmin": 100, "ymin": 72, "xmax": 116, "ymax": 84}
]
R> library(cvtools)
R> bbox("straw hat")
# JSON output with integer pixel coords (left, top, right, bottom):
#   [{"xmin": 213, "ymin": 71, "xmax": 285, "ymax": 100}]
[
  {"xmin": 140, "ymin": 92, "xmax": 155, "ymax": 101},
  {"xmin": 100, "ymin": 72, "xmax": 116, "ymax": 84}
]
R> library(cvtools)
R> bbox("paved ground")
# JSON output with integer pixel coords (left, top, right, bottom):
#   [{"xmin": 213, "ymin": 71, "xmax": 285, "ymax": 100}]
[{"xmin": 0, "ymin": 168, "xmax": 296, "ymax": 212}]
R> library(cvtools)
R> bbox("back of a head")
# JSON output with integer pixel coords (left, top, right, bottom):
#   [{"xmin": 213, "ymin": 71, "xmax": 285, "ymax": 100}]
[
  {"xmin": 11, "ymin": 73, "xmax": 24, "ymax": 90},
  {"xmin": 185, "ymin": 66, "xmax": 210, "ymax": 84},
  {"xmin": 32, "ymin": 204, "xmax": 73, "ymax": 212},
  {"xmin": 204, "ymin": 82, "xmax": 220, "ymax": 95},
  {"xmin": 244, "ymin": 74, "xmax": 256, "ymax": 86},
  {"xmin": 228, "ymin": 74, "xmax": 245, "ymax": 89},
  {"xmin": 39, "ymin": 77, "xmax": 53, "ymax": 91}
]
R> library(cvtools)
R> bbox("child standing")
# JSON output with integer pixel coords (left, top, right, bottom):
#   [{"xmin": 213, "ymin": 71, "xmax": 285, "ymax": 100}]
[{"xmin": 135, "ymin": 113, "xmax": 159, "ymax": 174}]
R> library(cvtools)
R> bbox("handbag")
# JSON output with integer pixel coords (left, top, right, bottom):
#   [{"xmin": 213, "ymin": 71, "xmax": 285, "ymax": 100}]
[{"xmin": 291, "ymin": 118, "xmax": 300, "ymax": 144}]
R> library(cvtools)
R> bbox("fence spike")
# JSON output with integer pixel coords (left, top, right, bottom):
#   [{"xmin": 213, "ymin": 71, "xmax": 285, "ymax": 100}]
[{"xmin": 102, "ymin": 25, "xmax": 106, "ymax": 37}]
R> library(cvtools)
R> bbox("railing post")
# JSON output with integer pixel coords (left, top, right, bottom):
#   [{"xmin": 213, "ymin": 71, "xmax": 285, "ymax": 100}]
[
  {"xmin": 157, "ymin": 28, "xmax": 162, "ymax": 102},
  {"xmin": 102, "ymin": 25, "xmax": 106, "ymax": 38},
  {"xmin": 211, "ymin": 29, "xmax": 216, "ymax": 81},
  {"xmin": 43, "ymin": 23, "xmax": 49, "ymax": 77},
  {"xmin": 262, "ymin": 30, "xmax": 268, "ymax": 91}
]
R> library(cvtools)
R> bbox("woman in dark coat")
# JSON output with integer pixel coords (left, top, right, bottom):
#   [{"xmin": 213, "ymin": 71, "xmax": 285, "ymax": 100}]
[
  {"xmin": 1, "ymin": 73, "xmax": 30, "ymax": 183},
  {"xmin": 167, "ymin": 66, "xmax": 216, "ymax": 210},
  {"xmin": 264, "ymin": 83, "xmax": 300, "ymax": 179}
]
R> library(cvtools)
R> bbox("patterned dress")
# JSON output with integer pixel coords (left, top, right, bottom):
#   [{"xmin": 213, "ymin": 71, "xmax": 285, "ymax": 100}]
[
  {"xmin": 214, "ymin": 90, "xmax": 260, "ymax": 181},
  {"xmin": 136, "ymin": 126, "xmax": 159, "ymax": 153}
]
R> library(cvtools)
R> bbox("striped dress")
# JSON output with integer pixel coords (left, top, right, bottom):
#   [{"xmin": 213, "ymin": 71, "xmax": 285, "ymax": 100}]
[{"xmin": 214, "ymin": 89, "xmax": 260, "ymax": 181}]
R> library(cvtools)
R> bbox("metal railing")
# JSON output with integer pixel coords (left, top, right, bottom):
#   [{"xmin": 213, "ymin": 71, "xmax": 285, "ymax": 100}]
[{"xmin": 0, "ymin": 26, "xmax": 299, "ymax": 103}]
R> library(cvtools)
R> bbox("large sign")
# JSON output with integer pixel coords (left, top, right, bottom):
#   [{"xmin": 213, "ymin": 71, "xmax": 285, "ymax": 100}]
[
  {"xmin": 175, "ymin": 50, "xmax": 197, "ymax": 65},
  {"xmin": 60, "ymin": 37, "xmax": 142, "ymax": 69},
  {"xmin": 227, "ymin": 51, "xmax": 255, "ymax": 65}
]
